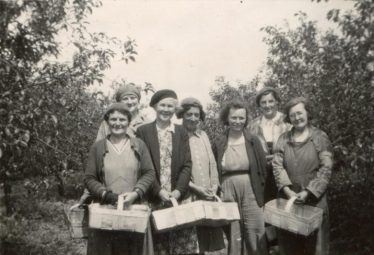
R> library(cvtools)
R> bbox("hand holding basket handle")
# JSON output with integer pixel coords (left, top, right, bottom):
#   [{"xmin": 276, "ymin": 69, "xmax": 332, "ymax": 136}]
[{"xmin": 117, "ymin": 192, "xmax": 139, "ymax": 210}]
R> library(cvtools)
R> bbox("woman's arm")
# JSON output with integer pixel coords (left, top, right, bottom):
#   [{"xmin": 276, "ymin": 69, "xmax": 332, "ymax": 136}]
[
  {"xmin": 84, "ymin": 143, "xmax": 106, "ymax": 201},
  {"xmin": 272, "ymin": 134, "xmax": 294, "ymax": 197},
  {"xmin": 134, "ymin": 140, "xmax": 156, "ymax": 198},
  {"xmin": 306, "ymin": 131, "xmax": 333, "ymax": 199},
  {"xmin": 174, "ymin": 128, "xmax": 192, "ymax": 198}
]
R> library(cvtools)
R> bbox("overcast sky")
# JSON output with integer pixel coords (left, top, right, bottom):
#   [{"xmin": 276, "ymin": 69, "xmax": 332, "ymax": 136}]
[{"xmin": 62, "ymin": 0, "xmax": 354, "ymax": 107}]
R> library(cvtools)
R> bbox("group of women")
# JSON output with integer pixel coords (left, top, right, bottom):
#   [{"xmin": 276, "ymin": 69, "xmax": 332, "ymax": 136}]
[{"xmin": 83, "ymin": 84, "xmax": 333, "ymax": 255}]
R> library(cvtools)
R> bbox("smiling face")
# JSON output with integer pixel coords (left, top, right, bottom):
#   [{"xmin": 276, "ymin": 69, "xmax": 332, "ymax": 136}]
[
  {"xmin": 259, "ymin": 92, "xmax": 278, "ymax": 119},
  {"xmin": 228, "ymin": 108, "xmax": 247, "ymax": 132},
  {"xmin": 154, "ymin": 97, "xmax": 177, "ymax": 124},
  {"xmin": 289, "ymin": 102, "xmax": 309, "ymax": 131},
  {"xmin": 120, "ymin": 95, "xmax": 139, "ymax": 114},
  {"xmin": 182, "ymin": 106, "xmax": 200, "ymax": 132},
  {"xmin": 107, "ymin": 110, "xmax": 129, "ymax": 137}
]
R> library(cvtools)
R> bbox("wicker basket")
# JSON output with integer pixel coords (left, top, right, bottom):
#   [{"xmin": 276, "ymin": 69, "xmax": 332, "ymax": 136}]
[
  {"xmin": 264, "ymin": 197, "xmax": 323, "ymax": 236},
  {"xmin": 152, "ymin": 196, "xmax": 240, "ymax": 233},
  {"xmin": 64, "ymin": 203, "xmax": 88, "ymax": 239},
  {"xmin": 88, "ymin": 195, "xmax": 151, "ymax": 233},
  {"xmin": 199, "ymin": 195, "xmax": 240, "ymax": 227}
]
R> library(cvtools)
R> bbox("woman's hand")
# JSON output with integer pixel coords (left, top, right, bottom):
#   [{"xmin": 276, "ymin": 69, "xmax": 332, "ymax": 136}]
[
  {"xmin": 195, "ymin": 186, "xmax": 215, "ymax": 200},
  {"xmin": 295, "ymin": 190, "xmax": 310, "ymax": 204},
  {"xmin": 171, "ymin": 190, "xmax": 181, "ymax": 200},
  {"xmin": 122, "ymin": 192, "xmax": 139, "ymax": 208},
  {"xmin": 282, "ymin": 186, "xmax": 297, "ymax": 199},
  {"xmin": 158, "ymin": 189, "xmax": 171, "ymax": 202}
]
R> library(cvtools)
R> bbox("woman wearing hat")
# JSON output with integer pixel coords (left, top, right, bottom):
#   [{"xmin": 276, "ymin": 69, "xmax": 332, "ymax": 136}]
[
  {"xmin": 213, "ymin": 100, "xmax": 268, "ymax": 255},
  {"xmin": 272, "ymin": 97, "xmax": 332, "ymax": 255},
  {"xmin": 176, "ymin": 97, "xmax": 225, "ymax": 253},
  {"xmin": 136, "ymin": 89, "xmax": 198, "ymax": 254},
  {"xmin": 96, "ymin": 83, "xmax": 148, "ymax": 140},
  {"xmin": 84, "ymin": 103, "xmax": 156, "ymax": 255},
  {"xmin": 249, "ymin": 86, "xmax": 291, "ymax": 202}
]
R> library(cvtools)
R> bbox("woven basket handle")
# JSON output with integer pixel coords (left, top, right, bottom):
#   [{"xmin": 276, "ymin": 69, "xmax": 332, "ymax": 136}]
[
  {"xmin": 285, "ymin": 196, "xmax": 297, "ymax": 213},
  {"xmin": 213, "ymin": 195, "xmax": 222, "ymax": 203},
  {"xmin": 70, "ymin": 203, "xmax": 81, "ymax": 211},
  {"xmin": 170, "ymin": 197, "xmax": 179, "ymax": 207},
  {"xmin": 117, "ymin": 194, "xmax": 125, "ymax": 211}
]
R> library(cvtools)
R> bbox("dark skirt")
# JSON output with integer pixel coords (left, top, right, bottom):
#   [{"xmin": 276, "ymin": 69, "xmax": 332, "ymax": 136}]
[{"xmin": 86, "ymin": 222, "xmax": 154, "ymax": 255}]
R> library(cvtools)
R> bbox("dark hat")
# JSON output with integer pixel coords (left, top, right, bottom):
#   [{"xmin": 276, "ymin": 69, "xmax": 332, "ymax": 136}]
[
  {"xmin": 150, "ymin": 89, "xmax": 178, "ymax": 107},
  {"xmin": 176, "ymin": 97, "xmax": 205, "ymax": 120},
  {"xmin": 255, "ymin": 86, "xmax": 281, "ymax": 106},
  {"xmin": 115, "ymin": 83, "xmax": 141, "ymax": 102}
]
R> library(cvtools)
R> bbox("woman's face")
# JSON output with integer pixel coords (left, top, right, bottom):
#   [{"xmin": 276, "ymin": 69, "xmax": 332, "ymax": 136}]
[
  {"xmin": 228, "ymin": 108, "xmax": 247, "ymax": 132},
  {"xmin": 120, "ymin": 95, "xmax": 139, "ymax": 114},
  {"xmin": 259, "ymin": 93, "xmax": 278, "ymax": 119},
  {"xmin": 107, "ymin": 111, "xmax": 129, "ymax": 137},
  {"xmin": 182, "ymin": 106, "xmax": 200, "ymax": 132},
  {"xmin": 289, "ymin": 102, "xmax": 308, "ymax": 131},
  {"xmin": 154, "ymin": 97, "xmax": 177, "ymax": 123}
]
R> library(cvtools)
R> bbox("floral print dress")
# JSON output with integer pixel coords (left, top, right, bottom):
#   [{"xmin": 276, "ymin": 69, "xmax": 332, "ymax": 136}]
[{"xmin": 153, "ymin": 126, "xmax": 199, "ymax": 255}]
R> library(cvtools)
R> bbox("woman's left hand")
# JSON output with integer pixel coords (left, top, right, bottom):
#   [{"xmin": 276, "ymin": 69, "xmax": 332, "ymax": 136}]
[
  {"xmin": 295, "ymin": 190, "xmax": 309, "ymax": 204},
  {"xmin": 122, "ymin": 192, "xmax": 139, "ymax": 208},
  {"xmin": 171, "ymin": 190, "xmax": 181, "ymax": 200}
]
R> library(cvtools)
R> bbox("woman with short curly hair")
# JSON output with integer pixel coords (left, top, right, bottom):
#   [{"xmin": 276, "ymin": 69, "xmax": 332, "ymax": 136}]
[{"xmin": 213, "ymin": 100, "xmax": 268, "ymax": 255}]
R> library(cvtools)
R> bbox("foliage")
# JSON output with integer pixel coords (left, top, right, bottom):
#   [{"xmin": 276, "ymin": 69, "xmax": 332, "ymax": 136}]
[{"xmin": 0, "ymin": 0, "xmax": 137, "ymax": 200}]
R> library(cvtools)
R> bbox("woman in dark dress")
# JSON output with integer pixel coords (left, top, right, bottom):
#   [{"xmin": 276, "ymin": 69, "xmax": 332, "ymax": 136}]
[{"xmin": 136, "ymin": 89, "xmax": 199, "ymax": 254}]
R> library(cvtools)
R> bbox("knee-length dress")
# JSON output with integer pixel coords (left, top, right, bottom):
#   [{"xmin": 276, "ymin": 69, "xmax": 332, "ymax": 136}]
[{"xmin": 272, "ymin": 126, "xmax": 333, "ymax": 255}]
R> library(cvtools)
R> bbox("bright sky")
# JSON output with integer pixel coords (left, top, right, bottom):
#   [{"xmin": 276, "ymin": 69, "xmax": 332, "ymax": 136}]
[{"xmin": 67, "ymin": 0, "xmax": 354, "ymax": 107}]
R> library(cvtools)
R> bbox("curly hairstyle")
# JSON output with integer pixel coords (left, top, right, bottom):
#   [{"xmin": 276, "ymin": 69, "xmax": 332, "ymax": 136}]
[
  {"xmin": 219, "ymin": 100, "xmax": 249, "ymax": 127},
  {"xmin": 283, "ymin": 97, "xmax": 313, "ymax": 124},
  {"xmin": 104, "ymin": 103, "xmax": 132, "ymax": 123},
  {"xmin": 176, "ymin": 104, "xmax": 205, "ymax": 121}
]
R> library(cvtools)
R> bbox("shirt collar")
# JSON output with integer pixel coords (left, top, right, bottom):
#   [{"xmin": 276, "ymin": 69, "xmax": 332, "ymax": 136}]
[
  {"xmin": 156, "ymin": 122, "xmax": 175, "ymax": 133},
  {"xmin": 261, "ymin": 111, "xmax": 282, "ymax": 125},
  {"xmin": 189, "ymin": 129, "xmax": 202, "ymax": 138}
]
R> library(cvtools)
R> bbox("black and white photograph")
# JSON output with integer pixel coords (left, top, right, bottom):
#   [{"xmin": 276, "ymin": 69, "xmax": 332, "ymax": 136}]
[{"xmin": 0, "ymin": 0, "xmax": 373, "ymax": 254}]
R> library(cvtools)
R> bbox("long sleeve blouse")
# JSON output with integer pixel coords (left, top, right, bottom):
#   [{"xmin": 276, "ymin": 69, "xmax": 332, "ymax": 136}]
[{"xmin": 272, "ymin": 126, "xmax": 333, "ymax": 201}]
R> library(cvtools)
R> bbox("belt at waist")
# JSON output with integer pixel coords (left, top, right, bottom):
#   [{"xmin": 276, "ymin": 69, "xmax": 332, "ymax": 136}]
[{"xmin": 222, "ymin": 170, "xmax": 248, "ymax": 176}]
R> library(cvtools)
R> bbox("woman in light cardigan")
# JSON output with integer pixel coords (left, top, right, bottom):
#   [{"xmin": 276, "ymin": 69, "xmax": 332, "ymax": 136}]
[{"xmin": 176, "ymin": 97, "xmax": 225, "ymax": 253}]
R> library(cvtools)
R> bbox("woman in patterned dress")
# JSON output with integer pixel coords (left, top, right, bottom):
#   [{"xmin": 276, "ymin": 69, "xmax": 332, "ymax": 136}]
[
  {"xmin": 84, "ymin": 103, "xmax": 155, "ymax": 255},
  {"xmin": 136, "ymin": 89, "xmax": 199, "ymax": 255},
  {"xmin": 176, "ymin": 97, "xmax": 225, "ymax": 253},
  {"xmin": 213, "ymin": 100, "xmax": 268, "ymax": 255},
  {"xmin": 272, "ymin": 97, "xmax": 333, "ymax": 255}
]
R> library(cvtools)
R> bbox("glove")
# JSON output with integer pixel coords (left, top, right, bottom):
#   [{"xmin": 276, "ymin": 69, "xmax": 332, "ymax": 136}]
[{"xmin": 101, "ymin": 191, "xmax": 118, "ymax": 205}]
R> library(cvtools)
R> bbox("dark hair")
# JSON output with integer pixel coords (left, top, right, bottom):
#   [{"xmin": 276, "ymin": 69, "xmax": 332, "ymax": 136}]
[
  {"xmin": 176, "ymin": 104, "xmax": 205, "ymax": 121},
  {"xmin": 256, "ymin": 87, "xmax": 281, "ymax": 107},
  {"xmin": 284, "ymin": 97, "xmax": 313, "ymax": 124},
  {"xmin": 104, "ymin": 108, "xmax": 132, "ymax": 123},
  {"xmin": 219, "ymin": 100, "xmax": 249, "ymax": 127}
]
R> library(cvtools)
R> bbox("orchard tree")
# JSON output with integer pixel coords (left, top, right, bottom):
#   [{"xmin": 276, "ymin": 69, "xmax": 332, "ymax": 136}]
[{"xmin": 0, "ymin": 0, "xmax": 137, "ymax": 212}]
